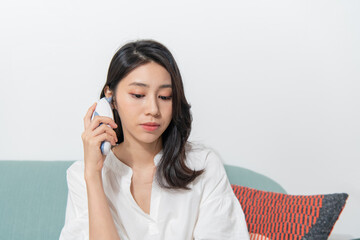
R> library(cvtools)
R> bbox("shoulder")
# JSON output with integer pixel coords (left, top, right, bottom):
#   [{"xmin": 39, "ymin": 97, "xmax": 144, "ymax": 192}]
[
  {"xmin": 66, "ymin": 160, "xmax": 86, "ymax": 191},
  {"xmin": 185, "ymin": 142, "xmax": 234, "ymax": 201},
  {"xmin": 185, "ymin": 141, "xmax": 225, "ymax": 173},
  {"xmin": 66, "ymin": 159, "xmax": 110, "ymax": 188},
  {"xmin": 67, "ymin": 160, "xmax": 84, "ymax": 178}
]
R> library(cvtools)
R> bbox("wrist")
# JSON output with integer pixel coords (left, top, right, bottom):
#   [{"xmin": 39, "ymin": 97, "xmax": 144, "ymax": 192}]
[{"xmin": 84, "ymin": 170, "xmax": 102, "ymax": 183}]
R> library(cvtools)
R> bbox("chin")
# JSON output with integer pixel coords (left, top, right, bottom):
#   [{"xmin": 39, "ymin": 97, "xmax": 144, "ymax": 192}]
[
  {"xmin": 137, "ymin": 133, "xmax": 162, "ymax": 144},
  {"xmin": 136, "ymin": 138, "xmax": 161, "ymax": 145}
]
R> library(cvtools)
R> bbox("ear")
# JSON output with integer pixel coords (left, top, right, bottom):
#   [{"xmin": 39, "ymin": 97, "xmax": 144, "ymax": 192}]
[
  {"xmin": 104, "ymin": 86, "xmax": 113, "ymax": 98},
  {"xmin": 104, "ymin": 86, "xmax": 118, "ymax": 110}
]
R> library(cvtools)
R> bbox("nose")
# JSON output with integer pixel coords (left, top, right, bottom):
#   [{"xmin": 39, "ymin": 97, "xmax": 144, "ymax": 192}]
[{"xmin": 146, "ymin": 95, "xmax": 160, "ymax": 117}]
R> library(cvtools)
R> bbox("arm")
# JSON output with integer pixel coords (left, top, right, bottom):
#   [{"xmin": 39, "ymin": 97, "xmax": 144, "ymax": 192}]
[
  {"xmin": 80, "ymin": 102, "xmax": 121, "ymax": 239},
  {"xmin": 85, "ymin": 171, "xmax": 121, "ymax": 240},
  {"xmin": 193, "ymin": 150, "xmax": 250, "ymax": 240},
  {"xmin": 59, "ymin": 161, "xmax": 122, "ymax": 240}
]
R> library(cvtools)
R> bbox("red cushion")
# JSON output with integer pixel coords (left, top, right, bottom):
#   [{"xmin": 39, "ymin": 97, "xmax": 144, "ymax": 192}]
[{"xmin": 231, "ymin": 184, "xmax": 348, "ymax": 240}]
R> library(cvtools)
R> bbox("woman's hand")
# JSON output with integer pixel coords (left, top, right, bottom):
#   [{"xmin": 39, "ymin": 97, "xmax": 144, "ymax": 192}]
[{"xmin": 81, "ymin": 102, "xmax": 118, "ymax": 179}]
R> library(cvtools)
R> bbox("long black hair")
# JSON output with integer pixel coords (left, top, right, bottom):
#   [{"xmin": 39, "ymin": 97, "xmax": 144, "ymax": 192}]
[{"xmin": 100, "ymin": 39, "xmax": 204, "ymax": 190}]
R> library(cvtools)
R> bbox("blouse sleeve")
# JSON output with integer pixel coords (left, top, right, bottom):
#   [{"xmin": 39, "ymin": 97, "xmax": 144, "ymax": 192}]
[
  {"xmin": 193, "ymin": 150, "xmax": 250, "ymax": 240},
  {"xmin": 59, "ymin": 161, "xmax": 90, "ymax": 240}
]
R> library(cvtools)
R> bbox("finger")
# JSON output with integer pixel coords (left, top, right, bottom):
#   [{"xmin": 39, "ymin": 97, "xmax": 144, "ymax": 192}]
[
  {"xmin": 91, "ymin": 123, "xmax": 118, "ymax": 142},
  {"xmin": 94, "ymin": 132, "xmax": 118, "ymax": 146},
  {"xmin": 84, "ymin": 103, "xmax": 97, "ymax": 130},
  {"xmin": 89, "ymin": 115, "xmax": 118, "ymax": 132}
]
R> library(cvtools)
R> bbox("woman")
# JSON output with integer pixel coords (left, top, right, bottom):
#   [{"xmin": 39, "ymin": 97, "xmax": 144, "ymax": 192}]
[{"xmin": 59, "ymin": 39, "xmax": 250, "ymax": 240}]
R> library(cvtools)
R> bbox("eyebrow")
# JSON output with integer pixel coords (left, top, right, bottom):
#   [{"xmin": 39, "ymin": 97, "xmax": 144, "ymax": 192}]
[{"xmin": 128, "ymin": 82, "xmax": 172, "ymax": 89}]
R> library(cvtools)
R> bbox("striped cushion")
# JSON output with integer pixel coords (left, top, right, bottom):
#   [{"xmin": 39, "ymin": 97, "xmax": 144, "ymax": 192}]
[{"xmin": 231, "ymin": 185, "xmax": 348, "ymax": 240}]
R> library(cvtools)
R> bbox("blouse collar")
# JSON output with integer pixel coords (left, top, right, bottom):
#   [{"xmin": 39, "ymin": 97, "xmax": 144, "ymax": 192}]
[{"xmin": 104, "ymin": 147, "xmax": 164, "ymax": 179}]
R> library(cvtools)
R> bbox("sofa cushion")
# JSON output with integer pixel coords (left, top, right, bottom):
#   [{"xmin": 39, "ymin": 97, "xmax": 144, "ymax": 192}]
[
  {"xmin": 224, "ymin": 164, "xmax": 287, "ymax": 194},
  {"xmin": 0, "ymin": 160, "xmax": 74, "ymax": 240},
  {"xmin": 231, "ymin": 185, "xmax": 348, "ymax": 240}
]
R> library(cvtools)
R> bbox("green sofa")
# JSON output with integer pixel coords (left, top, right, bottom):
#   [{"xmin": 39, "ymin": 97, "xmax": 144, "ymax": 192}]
[{"xmin": 0, "ymin": 160, "xmax": 286, "ymax": 240}]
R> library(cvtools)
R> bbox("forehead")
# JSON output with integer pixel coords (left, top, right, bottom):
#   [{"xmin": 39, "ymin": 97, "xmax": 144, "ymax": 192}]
[{"xmin": 121, "ymin": 61, "xmax": 172, "ymax": 88}]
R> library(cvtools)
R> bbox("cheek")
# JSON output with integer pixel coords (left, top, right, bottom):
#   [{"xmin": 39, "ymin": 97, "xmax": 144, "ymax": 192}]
[
  {"xmin": 117, "ymin": 94, "xmax": 140, "ymax": 109},
  {"xmin": 115, "ymin": 98, "xmax": 138, "ymax": 120},
  {"xmin": 164, "ymin": 105, "xmax": 173, "ymax": 120}
]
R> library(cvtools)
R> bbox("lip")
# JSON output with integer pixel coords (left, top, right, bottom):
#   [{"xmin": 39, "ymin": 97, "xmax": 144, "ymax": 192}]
[
  {"xmin": 141, "ymin": 122, "xmax": 160, "ymax": 126},
  {"xmin": 141, "ymin": 123, "xmax": 160, "ymax": 131}
]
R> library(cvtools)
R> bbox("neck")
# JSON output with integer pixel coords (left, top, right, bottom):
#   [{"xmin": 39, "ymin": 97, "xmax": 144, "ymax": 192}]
[{"xmin": 112, "ymin": 137, "xmax": 163, "ymax": 170}]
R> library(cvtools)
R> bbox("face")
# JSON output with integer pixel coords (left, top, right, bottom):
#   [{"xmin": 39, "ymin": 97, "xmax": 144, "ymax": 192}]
[{"xmin": 110, "ymin": 61, "xmax": 173, "ymax": 145}]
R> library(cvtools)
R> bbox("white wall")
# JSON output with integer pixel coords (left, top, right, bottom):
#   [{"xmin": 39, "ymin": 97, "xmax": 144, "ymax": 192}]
[{"xmin": 0, "ymin": 0, "xmax": 359, "ymax": 237}]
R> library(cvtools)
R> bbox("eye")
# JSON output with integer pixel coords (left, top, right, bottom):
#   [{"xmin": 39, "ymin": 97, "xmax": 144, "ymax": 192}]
[
  {"xmin": 131, "ymin": 94, "xmax": 144, "ymax": 99},
  {"xmin": 131, "ymin": 93, "xmax": 172, "ymax": 100},
  {"xmin": 159, "ymin": 96, "xmax": 172, "ymax": 100}
]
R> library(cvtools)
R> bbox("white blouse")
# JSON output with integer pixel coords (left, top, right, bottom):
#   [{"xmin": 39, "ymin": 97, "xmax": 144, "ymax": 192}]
[{"xmin": 59, "ymin": 142, "xmax": 250, "ymax": 240}]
